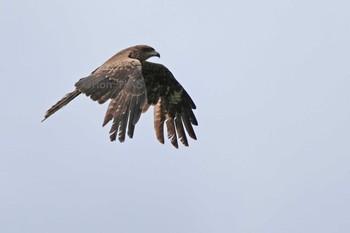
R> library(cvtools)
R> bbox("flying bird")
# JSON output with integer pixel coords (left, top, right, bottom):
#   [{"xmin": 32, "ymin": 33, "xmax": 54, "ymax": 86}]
[{"xmin": 42, "ymin": 45, "xmax": 198, "ymax": 148}]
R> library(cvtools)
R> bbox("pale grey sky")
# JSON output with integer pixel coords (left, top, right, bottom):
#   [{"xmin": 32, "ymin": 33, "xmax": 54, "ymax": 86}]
[{"xmin": 1, "ymin": 0, "xmax": 350, "ymax": 232}]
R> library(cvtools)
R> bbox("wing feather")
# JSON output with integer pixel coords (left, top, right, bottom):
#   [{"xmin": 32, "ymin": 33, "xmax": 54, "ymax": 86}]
[
  {"xmin": 77, "ymin": 58, "xmax": 146, "ymax": 141},
  {"xmin": 154, "ymin": 99, "xmax": 165, "ymax": 144},
  {"xmin": 165, "ymin": 116, "xmax": 178, "ymax": 148},
  {"xmin": 174, "ymin": 114, "xmax": 188, "ymax": 147},
  {"xmin": 142, "ymin": 61, "xmax": 197, "ymax": 148},
  {"xmin": 117, "ymin": 102, "xmax": 130, "ymax": 142},
  {"xmin": 181, "ymin": 108, "xmax": 197, "ymax": 140},
  {"xmin": 109, "ymin": 115, "xmax": 120, "ymax": 141}
]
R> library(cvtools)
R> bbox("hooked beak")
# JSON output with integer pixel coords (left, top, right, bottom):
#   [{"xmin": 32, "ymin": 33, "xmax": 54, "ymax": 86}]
[{"xmin": 153, "ymin": 51, "xmax": 160, "ymax": 58}]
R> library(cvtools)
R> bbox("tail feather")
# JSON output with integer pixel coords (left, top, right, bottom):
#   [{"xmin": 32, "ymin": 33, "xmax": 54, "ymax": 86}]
[{"xmin": 42, "ymin": 89, "xmax": 81, "ymax": 122}]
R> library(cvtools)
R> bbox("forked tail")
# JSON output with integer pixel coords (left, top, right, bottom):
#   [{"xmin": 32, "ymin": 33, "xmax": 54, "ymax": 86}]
[{"xmin": 42, "ymin": 89, "xmax": 81, "ymax": 122}]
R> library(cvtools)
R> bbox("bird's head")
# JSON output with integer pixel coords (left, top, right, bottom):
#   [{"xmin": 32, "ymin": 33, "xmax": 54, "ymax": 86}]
[{"xmin": 129, "ymin": 45, "xmax": 160, "ymax": 62}]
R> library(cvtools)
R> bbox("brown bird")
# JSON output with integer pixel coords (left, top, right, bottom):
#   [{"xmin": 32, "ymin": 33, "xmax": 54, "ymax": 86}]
[{"xmin": 42, "ymin": 45, "xmax": 198, "ymax": 148}]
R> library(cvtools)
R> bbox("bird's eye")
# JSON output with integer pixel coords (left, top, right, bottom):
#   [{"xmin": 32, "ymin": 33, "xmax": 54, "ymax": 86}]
[{"xmin": 142, "ymin": 47, "xmax": 154, "ymax": 52}]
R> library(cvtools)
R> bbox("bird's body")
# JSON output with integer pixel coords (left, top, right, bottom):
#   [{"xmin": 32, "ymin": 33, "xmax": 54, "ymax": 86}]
[{"xmin": 42, "ymin": 45, "xmax": 197, "ymax": 148}]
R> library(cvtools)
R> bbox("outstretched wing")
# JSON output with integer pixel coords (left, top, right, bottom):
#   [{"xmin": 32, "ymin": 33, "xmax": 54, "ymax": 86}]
[
  {"xmin": 141, "ymin": 61, "xmax": 198, "ymax": 148},
  {"xmin": 75, "ymin": 59, "xmax": 147, "ymax": 142}
]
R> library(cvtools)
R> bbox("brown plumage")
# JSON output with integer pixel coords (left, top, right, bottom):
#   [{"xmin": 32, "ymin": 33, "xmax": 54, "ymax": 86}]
[{"xmin": 42, "ymin": 45, "xmax": 197, "ymax": 148}]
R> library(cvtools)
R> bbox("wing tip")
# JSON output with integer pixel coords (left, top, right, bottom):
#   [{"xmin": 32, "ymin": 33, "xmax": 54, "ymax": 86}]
[
  {"xmin": 157, "ymin": 137, "xmax": 165, "ymax": 144},
  {"xmin": 171, "ymin": 142, "xmax": 179, "ymax": 149}
]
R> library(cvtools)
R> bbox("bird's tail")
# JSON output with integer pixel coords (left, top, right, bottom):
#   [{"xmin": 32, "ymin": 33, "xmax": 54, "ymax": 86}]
[{"xmin": 42, "ymin": 89, "xmax": 81, "ymax": 122}]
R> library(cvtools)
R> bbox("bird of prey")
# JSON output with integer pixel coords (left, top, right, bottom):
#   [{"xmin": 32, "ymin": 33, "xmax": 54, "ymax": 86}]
[{"xmin": 42, "ymin": 45, "xmax": 198, "ymax": 148}]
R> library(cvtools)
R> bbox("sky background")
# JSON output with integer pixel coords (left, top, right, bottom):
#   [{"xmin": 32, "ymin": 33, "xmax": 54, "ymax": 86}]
[{"xmin": 1, "ymin": 0, "xmax": 350, "ymax": 232}]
